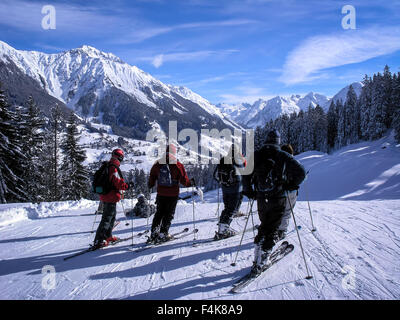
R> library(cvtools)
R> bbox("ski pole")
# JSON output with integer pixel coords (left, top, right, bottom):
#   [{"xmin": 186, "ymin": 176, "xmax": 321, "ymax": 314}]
[
  {"xmin": 231, "ymin": 198, "xmax": 255, "ymax": 267},
  {"xmin": 287, "ymin": 191, "xmax": 313, "ymax": 280},
  {"xmin": 305, "ymin": 170, "xmax": 316, "ymax": 232},
  {"xmin": 215, "ymin": 183, "xmax": 220, "ymax": 219},
  {"xmin": 91, "ymin": 205, "xmax": 99, "ymax": 234},
  {"xmin": 192, "ymin": 184, "xmax": 197, "ymax": 243}
]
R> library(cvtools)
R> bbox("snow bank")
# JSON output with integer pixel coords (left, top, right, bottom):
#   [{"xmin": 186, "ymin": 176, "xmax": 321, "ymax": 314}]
[
  {"xmin": 0, "ymin": 199, "xmax": 97, "ymax": 227},
  {"xmin": 297, "ymin": 132, "xmax": 400, "ymax": 201}
]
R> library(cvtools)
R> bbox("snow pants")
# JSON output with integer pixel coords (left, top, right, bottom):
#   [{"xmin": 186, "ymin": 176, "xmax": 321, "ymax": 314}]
[
  {"xmin": 219, "ymin": 191, "xmax": 242, "ymax": 226},
  {"xmin": 278, "ymin": 190, "xmax": 298, "ymax": 232},
  {"xmin": 151, "ymin": 195, "xmax": 178, "ymax": 234},
  {"xmin": 94, "ymin": 202, "xmax": 117, "ymax": 242},
  {"xmin": 255, "ymin": 195, "xmax": 286, "ymax": 251}
]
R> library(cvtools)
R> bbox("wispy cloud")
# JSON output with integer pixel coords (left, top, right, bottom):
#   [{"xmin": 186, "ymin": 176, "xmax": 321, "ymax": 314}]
[
  {"xmin": 139, "ymin": 49, "xmax": 239, "ymax": 68},
  {"xmin": 280, "ymin": 27, "xmax": 400, "ymax": 85},
  {"xmin": 118, "ymin": 19, "xmax": 258, "ymax": 44}
]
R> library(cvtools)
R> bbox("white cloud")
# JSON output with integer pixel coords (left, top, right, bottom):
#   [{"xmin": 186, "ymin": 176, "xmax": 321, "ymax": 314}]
[
  {"xmin": 280, "ymin": 27, "xmax": 400, "ymax": 85},
  {"xmin": 152, "ymin": 54, "xmax": 164, "ymax": 68}
]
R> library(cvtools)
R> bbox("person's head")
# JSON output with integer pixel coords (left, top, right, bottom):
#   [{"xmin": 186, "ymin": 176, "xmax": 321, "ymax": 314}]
[
  {"xmin": 281, "ymin": 144, "xmax": 294, "ymax": 155},
  {"xmin": 137, "ymin": 194, "xmax": 145, "ymax": 202},
  {"xmin": 112, "ymin": 148, "xmax": 124, "ymax": 162},
  {"xmin": 265, "ymin": 129, "xmax": 281, "ymax": 146}
]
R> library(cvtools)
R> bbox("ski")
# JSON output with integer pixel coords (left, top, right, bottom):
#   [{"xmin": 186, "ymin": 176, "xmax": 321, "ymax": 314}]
[
  {"xmin": 229, "ymin": 241, "xmax": 294, "ymax": 294},
  {"xmin": 194, "ymin": 225, "xmax": 257, "ymax": 245},
  {"xmin": 132, "ymin": 227, "xmax": 196, "ymax": 253},
  {"xmin": 63, "ymin": 230, "xmax": 150, "ymax": 261}
]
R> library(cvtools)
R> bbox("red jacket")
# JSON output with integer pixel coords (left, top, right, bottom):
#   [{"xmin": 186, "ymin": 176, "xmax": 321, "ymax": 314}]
[
  {"xmin": 100, "ymin": 157, "xmax": 128, "ymax": 203},
  {"xmin": 148, "ymin": 157, "xmax": 192, "ymax": 197}
]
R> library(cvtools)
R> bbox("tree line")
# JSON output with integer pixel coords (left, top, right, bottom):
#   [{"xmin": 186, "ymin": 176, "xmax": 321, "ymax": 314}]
[{"xmin": 255, "ymin": 66, "xmax": 400, "ymax": 154}]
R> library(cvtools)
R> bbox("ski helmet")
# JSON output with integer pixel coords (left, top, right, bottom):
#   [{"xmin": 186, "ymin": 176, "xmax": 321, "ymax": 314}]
[
  {"xmin": 265, "ymin": 129, "xmax": 281, "ymax": 145},
  {"xmin": 137, "ymin": 194, "xmax": 145, "ymax": 201},
  {"xmin": 112, "ymin": 148, "xmax": 124, "ymax": 162}
]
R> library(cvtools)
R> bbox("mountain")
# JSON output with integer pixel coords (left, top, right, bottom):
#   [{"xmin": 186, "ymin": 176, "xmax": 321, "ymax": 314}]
[
  {"xmin": 0, "ymin": 41, "xmax": 239, "ymax": 139},
  {"xmin": 218, "ymin": 83, "xmax": 362, "ymax": 128}
]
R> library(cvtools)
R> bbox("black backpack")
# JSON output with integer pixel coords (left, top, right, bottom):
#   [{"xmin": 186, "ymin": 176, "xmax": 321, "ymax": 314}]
[
  {"xmin": 158, "ymin": 164, "xmax": 178, "ymax": 187},
  {"xmin": 92, "ymin": 162, "xmax": 123, "ymax": 195},
  {"xmin": 252, "ymin": 159, "xmax": 284, "ymax": 196},
  {"xmin": 217, "ymin": 164, "xmax": 238, "ymax": 187}
]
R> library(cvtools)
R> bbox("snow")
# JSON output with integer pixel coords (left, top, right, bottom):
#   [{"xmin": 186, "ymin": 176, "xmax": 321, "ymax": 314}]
[{"xmin": 0, "ymin": 134, "xmax": 399, "ymax": 300}]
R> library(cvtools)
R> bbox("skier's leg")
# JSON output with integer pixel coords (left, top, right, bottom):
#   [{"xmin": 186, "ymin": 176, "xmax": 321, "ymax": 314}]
[
  {"xmin": 150, "ymin": 195, "xmax": 164, "ymax": 235},
  {"xmin": 278, "ymin": 191, "xmax": 297, "ymax": 237},
  {"xmin": 159, "ymin": 196, "xmax": 178, "ymax": 235},
  {"xmin": 94, "ymin": 202, "xmax": 116, "ymax": 244},
  {"xmin": 217, "ymin": 192, "xmax": 240, "ymax": 237}
]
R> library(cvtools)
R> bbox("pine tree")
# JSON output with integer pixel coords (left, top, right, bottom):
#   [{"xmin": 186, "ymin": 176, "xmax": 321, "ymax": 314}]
[
  {"xmin": 21, "ymin": 96, "xmax": 46, "ymax": 202},
  {"xmin": 344, "ymin": 85, "xmax": 359, "ymax": 144},
  {"xmin": 0, "ymin": 84, "xmax": 26, "ymax": 203},
  {"xmin": 327, "ymin": 101, "xmax": 338, "ymax": 152},
  {"xmin": 314, "ymin": 105, "xmax": 328, "ymax": 153},
  {"xmin": 393, "ymin": 72, "xmax": 400, "ymax": 142},
  {"xmin": 359, "ymin": 75, "xmax": 372, "ymax": 140},
  {"xmin": 368, "ymin": 73, "xmax": 386, "ymax": 140},
  {"xmin": 60, "ymin": 113, "xmax": 89, "ymax": 200},
  {"xmin": 336, "ymin": 100, "xmax": 346, "ymax": 149}
]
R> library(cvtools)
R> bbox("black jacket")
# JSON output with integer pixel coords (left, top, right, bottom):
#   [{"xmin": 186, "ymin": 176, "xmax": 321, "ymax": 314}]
[{"xmin": 243, "ymin": 144, "xmax": 306, "ymax": 197}]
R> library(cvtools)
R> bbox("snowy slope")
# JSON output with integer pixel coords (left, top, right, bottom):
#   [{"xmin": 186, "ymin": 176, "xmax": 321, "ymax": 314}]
[{"xmin": 0, "ymin": 134, "xmax": 399, "ymax": 300}]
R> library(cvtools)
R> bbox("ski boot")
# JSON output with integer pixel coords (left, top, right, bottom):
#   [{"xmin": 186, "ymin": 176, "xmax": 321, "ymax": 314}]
[
  {"xmin": 147, "ymin": 230, "xmax": 160, "ymax": 244},
  {"xmin": 274, "ymin": 230, "xmax": 286, "ymax": 242},
  {"xmin": 106, "ymin": 235, "xmax": 120, "ymax": 245},
  {"xmin": 251, "ymin": 241, "xmax": 272, "ymax": 274},
  {"xmin": 158, "ymin": 232, "xmax": 173, "ymax": 243},
  {"xmin": 214, "ymin": 223, "xmax": 237, "ymax": 240},
  {"xmin": 92, "ymin": 239, "xmax": 108, "ymax": 250}
]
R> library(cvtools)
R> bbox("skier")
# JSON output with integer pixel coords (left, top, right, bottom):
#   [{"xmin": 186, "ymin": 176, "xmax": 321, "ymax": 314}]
[
  {"xmin": 93, "ymin": 149, "xmax": 130, "ymax": 248},
  {"xmin": 242, "ymin": 130, "xmax": 306, "ymax": 273},
  {"xmin": 126, "ymin": 194, "xmax": 156, "ymax": 218},
  {"xmin": 147, "ymin": 144, "xmax": 194, "ymax": 243},
  {"xmin": 95, "ymin": 201, "xmax": 104, "ymax": 215},
  {"xmin": 213, "ymin": 143, "xmax": 246, "ymax": 240},
  {"xmin": 277, "ymin": 144, "xmax": 298, "ymax": 240}
]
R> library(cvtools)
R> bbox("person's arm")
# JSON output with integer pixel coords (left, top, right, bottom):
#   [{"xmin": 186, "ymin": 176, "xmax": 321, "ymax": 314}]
[
  {"xmin": 109, "ymin": 165, "xmax": 128, "ymax": 191},
  {"xmin": 282, "ymin": 153, "xmax": 306, "ymax": 189},
  {"xmin": 148, "ymin": 163, "xmax": 158, "ymax": 189},
  {"xmin": 178, "ymin": 162, "xmax": 192, "ymax": 187}
]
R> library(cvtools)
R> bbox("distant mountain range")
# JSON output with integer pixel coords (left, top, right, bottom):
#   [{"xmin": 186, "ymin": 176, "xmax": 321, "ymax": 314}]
[
  {"xmin": 0, "ymin": 40, "xmax": 364, "ymax": 136},
  {"xmin": 0, "ymin": 41, "xmax": 238, "ymax": 139},
  {"xmin": 217, "ymin": 82, "xmax": 363, "ymax": 128}
]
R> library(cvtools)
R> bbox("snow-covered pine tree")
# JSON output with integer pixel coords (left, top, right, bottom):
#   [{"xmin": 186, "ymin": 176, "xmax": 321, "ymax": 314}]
[
  {"xmin": 60, "ymin": 113, "xmax": 89, "ymax": 200},
  {"xmin": 314, "ymin": 105, "xmax": 328, "ymax": 153},
  {"xmin": 0, "ymin": 83, "xmax": 26, "ymax": 203},
  {"xmin": 20, "ymin": 96, "xmax": 46, "ymax": 202},
  {"xmin": 336, "ymin": 100, "xmax": 346, "ymax": 149},
  {"xmin": 327, "ymin": 101, "xmax": 338, "ymax": 152},
  {"xmin": 344, "ymin": 85, "xmax": 359, "ymax": 145},
  {"xmin": 382, "ymin": 65, "xmax": 394, "ymax": 129},
  {"xmin": 359, "ymin": 75, "xmax": 372, "ymax": 140},
  {"xmin": 368, "ymin": 73, "xmax": 387, "ymax": 140},
  {"xmin": 393, "ymin": 72, "xmax": 400, "ymax": 143}
]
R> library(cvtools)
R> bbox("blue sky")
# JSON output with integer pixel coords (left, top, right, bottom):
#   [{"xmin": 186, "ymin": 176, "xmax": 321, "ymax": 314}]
[{"xmin": 1, "ymin": 0, "xmax": 400, "ymax": 104}]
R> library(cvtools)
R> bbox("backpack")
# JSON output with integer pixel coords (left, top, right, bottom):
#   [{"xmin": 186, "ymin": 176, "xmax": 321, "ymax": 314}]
[
  {"xmin": 217, "ymin": 164, "xmax": 238, "ymax": 187},
  {"xmin": 252, "ymin": 159, "xmax": 284, "ymax": 196},
  {"xmin": 92, "ymin": 161, "xmax": 123, "ymax": 195},
  {"xmin": 158, "ymin": 164, "xmax": 178, "ymax": 187}
]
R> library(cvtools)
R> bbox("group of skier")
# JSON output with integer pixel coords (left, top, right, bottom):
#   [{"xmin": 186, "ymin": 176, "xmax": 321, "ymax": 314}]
[{"xmin": 92, "ymin": 129, "xmax": 306, "ymax": 273}]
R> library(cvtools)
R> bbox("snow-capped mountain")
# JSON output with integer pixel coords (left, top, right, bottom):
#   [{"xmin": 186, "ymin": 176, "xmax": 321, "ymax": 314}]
[
  {"xmin": 219, "ymin": 83, "xmax": 363, "ymax": 128},
  {"xmin": 0, "ymin": 41, "xmax": 239, "ymax": 139}
]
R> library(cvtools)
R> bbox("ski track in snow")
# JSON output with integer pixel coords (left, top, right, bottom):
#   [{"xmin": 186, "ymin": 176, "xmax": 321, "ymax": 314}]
[
  {"xmin": 1, "ymin": 136, "xmax": 400, "ymax": 300},
  {"xmin": 0, "ymin": 197, "xmax": 399, "ymax": 300}
]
